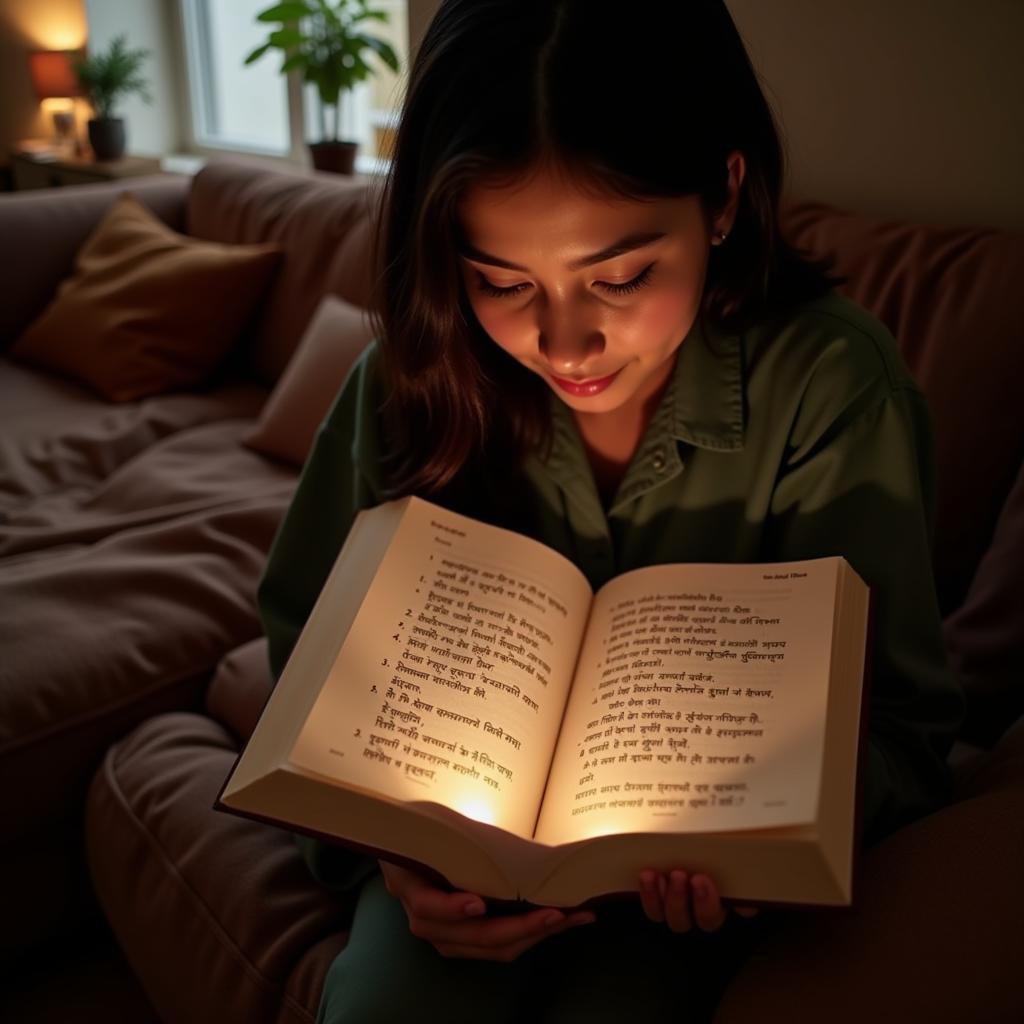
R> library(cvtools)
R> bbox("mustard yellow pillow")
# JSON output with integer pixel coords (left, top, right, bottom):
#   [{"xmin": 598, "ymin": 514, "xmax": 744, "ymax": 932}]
[{"xmin": 11, "ymin": 192, "xmax": 281, "ymax": 401}]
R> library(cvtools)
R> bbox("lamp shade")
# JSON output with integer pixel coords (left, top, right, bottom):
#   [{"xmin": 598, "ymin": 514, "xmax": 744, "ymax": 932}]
[{"xmin": 29, "ymin": 50, "xmax": 81, "ymax": 100}]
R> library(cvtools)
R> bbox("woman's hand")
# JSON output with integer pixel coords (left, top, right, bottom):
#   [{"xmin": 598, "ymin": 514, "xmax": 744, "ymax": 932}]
[
  {"xmin": 638, "ymin": 869, "xmax": 760, "ymax": 933},
  {"xmin": 380, "ymin": 860, "xmax": 597, "ymax": 961}
]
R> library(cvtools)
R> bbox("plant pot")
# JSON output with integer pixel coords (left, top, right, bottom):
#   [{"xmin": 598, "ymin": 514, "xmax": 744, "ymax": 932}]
[
  {"xmin": 308, "ymin": 140, "xmax": 359, "ymax": 175},
  {"xmin": 88, "ymin": 118, "xmax": 126, "ymax": 161}
]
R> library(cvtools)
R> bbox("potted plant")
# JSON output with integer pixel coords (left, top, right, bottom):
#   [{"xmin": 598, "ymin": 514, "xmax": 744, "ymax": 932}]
[
  {"xmin": 72, "ymin": 34, "xmax": 153, "ymax": 162},
  {"xmin": 245, "ymin": 0, "xmax": 400, "ymax": 174}
]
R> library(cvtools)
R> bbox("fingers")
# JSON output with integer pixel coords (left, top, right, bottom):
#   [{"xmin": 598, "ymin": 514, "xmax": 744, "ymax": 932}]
[
  {"xmin": 637, "ymin": 869, "xmax": 742, "ymax": 933},
  {"xmin": 638, "ymin": 870, "xmax": 665, "ymax": 922},
  {"xmin": 663, "ymin": 870, "xmax": 695, "ymax": 933},
  {"xmin": 382, "ymin": 862, "xmax": 598, "ymax": 960},
  {"xmin": 382, "ymin": 862, "xmax": 488, "ymax": 923},
  {"xmin": 690, "ymin": 874, "xmax": 728, "ymax": 932}
]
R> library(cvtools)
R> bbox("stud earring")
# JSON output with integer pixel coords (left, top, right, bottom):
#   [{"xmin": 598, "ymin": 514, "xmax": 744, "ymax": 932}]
[{"xmin": 711, "ymin": 229, "xmax": 728, "ymax": 246}]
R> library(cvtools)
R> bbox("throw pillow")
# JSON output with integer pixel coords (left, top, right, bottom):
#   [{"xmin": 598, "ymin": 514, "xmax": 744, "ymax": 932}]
[
  {"xmin": 243, "ymin": 294, "xmax": 377, "ymax": 467},
  {"xmin": 10, "ymin": 191, "xmax": 281, "ymax": 402}
]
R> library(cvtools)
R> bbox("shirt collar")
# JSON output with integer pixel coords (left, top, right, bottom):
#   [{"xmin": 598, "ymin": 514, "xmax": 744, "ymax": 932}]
[{"xmin": 667, "ymin": 312, "xmax": 745, "ymax": 451}]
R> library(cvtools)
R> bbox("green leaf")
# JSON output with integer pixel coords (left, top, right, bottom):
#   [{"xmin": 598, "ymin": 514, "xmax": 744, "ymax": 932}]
[
  {"xmin": 256, "ymin": 2, "xmax": 313, "ymax": 23},
  {"xmin": 71, "ymin": 31, "xmax": 152, "ymax": 117},
  {"xmin": 269, "ymin": 27, "xmax": 305, "ymax": 48},
  {"xmin": 243, "ymin": 41, "xmax": 273, "ymax": 65},
  {"xmin": 354, "ymin": 34, "xmax": 400, "ymax": 72}
]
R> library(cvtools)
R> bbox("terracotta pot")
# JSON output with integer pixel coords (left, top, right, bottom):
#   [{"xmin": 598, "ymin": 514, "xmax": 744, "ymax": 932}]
[
  {"xmin": 88, "ymin": 118, "xmax": 126, "ymax": 161},
  {"xmin": 308, "ymin": 140, "xmax": 359, "ymax": 175}
]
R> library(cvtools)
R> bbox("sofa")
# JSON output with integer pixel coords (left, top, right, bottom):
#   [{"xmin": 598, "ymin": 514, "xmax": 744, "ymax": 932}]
[{"xmin": 1, "ymin": 159, "xmax": 1021, "ymax": 1022}]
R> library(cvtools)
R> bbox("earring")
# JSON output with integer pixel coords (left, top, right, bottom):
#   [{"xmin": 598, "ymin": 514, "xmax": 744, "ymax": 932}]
[{"xmin": 712, "ymin": 229, "xmax": 728, "ymax": 246}]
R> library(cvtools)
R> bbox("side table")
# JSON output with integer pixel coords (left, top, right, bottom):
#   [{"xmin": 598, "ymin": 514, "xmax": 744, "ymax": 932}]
[{"xmin": 10, "ymin": 152, "xmax": 166, "ymax": 191}]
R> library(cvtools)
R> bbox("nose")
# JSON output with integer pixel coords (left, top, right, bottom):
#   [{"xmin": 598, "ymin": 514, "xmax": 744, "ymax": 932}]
[{"xmin": 538, "ymin": 325, "xmax": 606, "ymax": 376}]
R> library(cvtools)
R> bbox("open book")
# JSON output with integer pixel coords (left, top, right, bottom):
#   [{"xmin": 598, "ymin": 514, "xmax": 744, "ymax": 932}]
[{"xmin": 216, "ymin": 495, "xmax": 873, "ymax": 910}]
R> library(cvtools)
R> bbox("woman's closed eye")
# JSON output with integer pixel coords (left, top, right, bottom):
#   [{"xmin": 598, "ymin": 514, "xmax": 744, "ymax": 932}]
[{"xmin": 475, "ymin": 262, "xmax": 656, "ymax": 299}]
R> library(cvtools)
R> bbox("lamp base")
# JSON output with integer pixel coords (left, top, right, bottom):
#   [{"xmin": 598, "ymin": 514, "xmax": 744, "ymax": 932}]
[{"xmin": 51, "ymin": 108, "xmax": 79, "ymax": 157}]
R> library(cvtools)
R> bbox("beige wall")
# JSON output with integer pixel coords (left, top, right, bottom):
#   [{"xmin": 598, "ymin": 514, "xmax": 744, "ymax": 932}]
[
  {"xmin": 408, "ymin": 0, "xmax": 1023, "ymax": 231},
  {"xmin": 0, "ymin": 0, "xmax": 88, "ymax": 154},
  {"xmin": 727, "ymin": 0, "xmax": 1024, "ymax": 230}
]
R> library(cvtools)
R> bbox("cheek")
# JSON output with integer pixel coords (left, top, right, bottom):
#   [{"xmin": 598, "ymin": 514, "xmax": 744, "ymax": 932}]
[{"xmin": 627, "ymin": 284, "xmax": 701, "ymax": 352}]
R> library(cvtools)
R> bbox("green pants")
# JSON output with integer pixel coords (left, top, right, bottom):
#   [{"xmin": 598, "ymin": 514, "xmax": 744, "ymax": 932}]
[{"xmin": 316, "ymin": 869, "xmax": 780, "ymax": 1023}]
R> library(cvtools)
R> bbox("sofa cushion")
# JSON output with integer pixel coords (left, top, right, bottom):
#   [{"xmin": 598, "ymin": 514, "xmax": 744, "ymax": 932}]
[
  {"xmin": 85, "ymin": 712, "xmax": 355, "ymax": 1024},
  {"xmin": 186, "ymin": 160, "xmax": 380, "ymax": 385},
  {"xmin": 10, "ymin": 192, "xmax": 282, "ymax": 402},
  {"xmin": 0, "ymin": 357, "xmax": 269, "ymax": 509},
  {"xmin": 714, "ymin": 720, "xmax": 1024, "ymax": 1022},
  {"xmin": 779, "ymin": 201, "xmax": 1024, "ymax": 619},
  {"xmin": 243, "ymin": 295, "xmax": 377, "ymax": 467},
  {"xmin": 205, "ymin": 636, "xmax": 276, "ymax": 745},
  {"xmin": 942, "ymin": 460, "xmax": 1024, "ymax": 747},
  {"xmin": 0, "ymin": 418, "xmax": 297, "ymax": 846}
]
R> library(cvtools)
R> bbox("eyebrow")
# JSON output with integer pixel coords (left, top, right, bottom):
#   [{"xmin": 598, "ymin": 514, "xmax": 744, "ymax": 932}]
[{"xmin": 457, "ymin": 230, "xmax": 667, "ymax": 273}]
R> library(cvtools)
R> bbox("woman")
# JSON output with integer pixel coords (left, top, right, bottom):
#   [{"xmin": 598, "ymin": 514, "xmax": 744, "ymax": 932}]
[{"xmin": 257, "ymin": 1, "xmax": 964, "ymax": 1019}]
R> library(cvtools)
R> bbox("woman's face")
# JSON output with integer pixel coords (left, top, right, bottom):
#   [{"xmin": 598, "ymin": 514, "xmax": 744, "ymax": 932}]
[{"xmin": 456, "ymin": 154, "xmax": 744, "ymax": 420}]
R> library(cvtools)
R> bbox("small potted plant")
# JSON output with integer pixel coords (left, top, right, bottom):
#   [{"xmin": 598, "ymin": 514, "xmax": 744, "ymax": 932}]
[
  {"xmin": 245, "ymin": 0, "xmax": 400, "ymax": 174},
  {"xmin": 72, "ymin": 34, "xmax": 153, "ymax": 162}
]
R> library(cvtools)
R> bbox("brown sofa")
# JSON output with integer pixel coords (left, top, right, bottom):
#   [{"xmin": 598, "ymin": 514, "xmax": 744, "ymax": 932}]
[{"xmin": 2, "ymin": 160, "xmax": 1021, "ymax": 1022}]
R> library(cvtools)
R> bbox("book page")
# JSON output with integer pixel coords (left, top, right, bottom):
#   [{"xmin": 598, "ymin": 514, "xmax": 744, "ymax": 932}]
[
  {"xmin": 535, "ymin": 559, "xmax": 842, "ymax": 845},
  {"xmin": 289, "ymin": 497, "xmax": 593, "ymax": 840}
]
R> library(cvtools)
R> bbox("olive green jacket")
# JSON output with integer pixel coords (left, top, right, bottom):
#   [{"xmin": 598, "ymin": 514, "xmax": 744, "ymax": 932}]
[{"xmin": 256, "ymin": 289, "xmax": 965, "ymax": 895}]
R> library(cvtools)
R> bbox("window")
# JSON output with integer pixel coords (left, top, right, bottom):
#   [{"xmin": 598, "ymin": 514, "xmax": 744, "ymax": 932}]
[
  {"xmin": 178, "ymin": 0, "xmax": 408, "ymax": 172},
  {"xmin": 180, "ymin": 0, "xmax": 291, "ymax": 155}
]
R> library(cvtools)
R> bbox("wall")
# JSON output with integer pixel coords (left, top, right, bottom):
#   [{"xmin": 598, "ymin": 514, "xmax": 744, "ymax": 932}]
[
  {"xmin": 407, "ymin": 0, "xmax": 1023, "ymax": 231},
  {"xmin": 726, "ymin": 0, "xmax": 1024, "ymax": 230}
]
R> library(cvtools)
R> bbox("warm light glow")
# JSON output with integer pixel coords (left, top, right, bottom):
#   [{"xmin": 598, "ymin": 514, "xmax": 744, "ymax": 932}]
[
  {"xmin": 41, "ymin": 97, "xmax": 75, "ymax": 114},
  {"xmin": 453, "ymin": 797, "xmax": 499, "ymax": 826},
  {"xmin": 10, "ymin": 1, "xmax": 86, "ymax": 51}
]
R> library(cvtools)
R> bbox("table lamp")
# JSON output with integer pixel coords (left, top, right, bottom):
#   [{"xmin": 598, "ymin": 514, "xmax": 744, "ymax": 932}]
[{"xmin": 29, "ymin": 50, "xmax": 83, "ymax": 155}]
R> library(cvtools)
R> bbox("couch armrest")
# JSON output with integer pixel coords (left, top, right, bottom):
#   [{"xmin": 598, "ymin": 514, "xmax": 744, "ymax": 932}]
[
  {"xmin": 714, "ymin": 718, "xmax": 1024, "ymax": 1023},
  {"xmin": 0, "ymin": 173, "xmax": 191, "ymax": 349},
  {"xmin": 205, "ymin": 636, "xmax": 274, "ymax": 745}
]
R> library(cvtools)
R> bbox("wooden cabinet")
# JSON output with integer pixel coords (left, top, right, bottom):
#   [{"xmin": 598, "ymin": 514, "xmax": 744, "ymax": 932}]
[{"xmin": 11, "ymin": 152, "xmax": 165, "ymax": 191}]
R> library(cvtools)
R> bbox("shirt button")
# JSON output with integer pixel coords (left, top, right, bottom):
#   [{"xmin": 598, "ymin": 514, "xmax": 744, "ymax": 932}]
[{"xmin": 652, "ymin": 451, "xmax": 666, "ymax": 472}]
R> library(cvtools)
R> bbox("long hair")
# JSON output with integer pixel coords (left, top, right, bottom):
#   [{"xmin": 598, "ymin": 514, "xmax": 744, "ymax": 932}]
[{"xmin": 365, "ymin": 0, "xmax": 844, "ymax": 499}]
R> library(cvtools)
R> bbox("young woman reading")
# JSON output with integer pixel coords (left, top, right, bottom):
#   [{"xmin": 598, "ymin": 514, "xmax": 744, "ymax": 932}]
[{"xmin": 257, "ymin": 1, "xmax": 964, "ymax": 1019}]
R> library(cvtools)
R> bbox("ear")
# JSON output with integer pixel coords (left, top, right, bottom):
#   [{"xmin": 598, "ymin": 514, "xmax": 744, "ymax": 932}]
[{"xmin": 714, "ymin": 150, "xmax": 747, "ymax": 237}]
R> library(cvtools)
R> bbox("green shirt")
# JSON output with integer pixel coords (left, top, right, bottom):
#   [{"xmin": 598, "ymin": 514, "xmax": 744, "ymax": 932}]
[{"xmin": 257, "ymin": 288, "xmax": 965, "ymax": 895}]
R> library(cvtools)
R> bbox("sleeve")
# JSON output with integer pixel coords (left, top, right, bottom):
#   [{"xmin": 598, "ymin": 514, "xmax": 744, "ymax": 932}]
[
  {"xmin": 766, "ymin": 375, "xmax": 966, "ymax": 848},
  {"xmin": 256, "ymin": 343, "xmax": 384, "ymax": 895}
]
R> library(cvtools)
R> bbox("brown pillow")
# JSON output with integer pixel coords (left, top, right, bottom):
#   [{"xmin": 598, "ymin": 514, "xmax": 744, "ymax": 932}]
[
  {"xmin": 10, "ymin": 192, "xmax": 281, "ymax": 402},
  {"xmin": 243, "ymin": 294, "xmax": 377, "ymax": 466}
]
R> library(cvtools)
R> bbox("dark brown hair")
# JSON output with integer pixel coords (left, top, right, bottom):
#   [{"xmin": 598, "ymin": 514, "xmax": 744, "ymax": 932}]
[{"xmin": 365, "ymin": 0, "xmax": 844, "ymax": 499}]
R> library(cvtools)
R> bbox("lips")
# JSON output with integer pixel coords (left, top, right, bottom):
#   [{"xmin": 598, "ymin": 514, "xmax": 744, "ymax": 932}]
[{"xmin": 549, "ymin": 368, "xmax": 622, "ymax": 397}]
